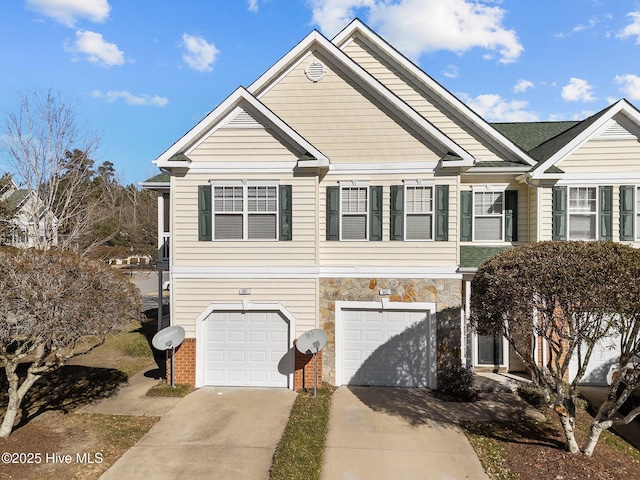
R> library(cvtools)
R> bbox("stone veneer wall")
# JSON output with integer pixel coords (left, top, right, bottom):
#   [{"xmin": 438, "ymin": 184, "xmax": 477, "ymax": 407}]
[{"xmin": 319, "ymin": 277, "xmax": 462, "ymax": 386}]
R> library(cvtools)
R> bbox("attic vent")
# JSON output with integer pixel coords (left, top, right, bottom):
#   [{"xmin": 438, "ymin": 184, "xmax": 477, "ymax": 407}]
[
  {"xmin": 597, "ymin": 120, "xmax": 634, "ymax": 140},
  {"xmin": 223, "ymin": 108, "xmax": 261, "ymax": 128},
  {"xmin": 305, "ymin": 60, "xmax": 326, "ymax": 82}
]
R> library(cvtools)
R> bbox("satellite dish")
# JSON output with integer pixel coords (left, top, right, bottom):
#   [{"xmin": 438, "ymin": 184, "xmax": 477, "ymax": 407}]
[
  {"xmin": 296, "ymin": 328, "xmax": 328, "ymax": 355},
  {"xmin": 152, "ymin": 326, "xmax": 186, "ymax": 351}
]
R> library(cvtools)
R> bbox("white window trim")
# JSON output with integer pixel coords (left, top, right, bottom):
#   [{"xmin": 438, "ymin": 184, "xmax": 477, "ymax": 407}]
[
  {"xmin": 339, "ymin": 182, "xmax": 370, "ymax": 241},
  {"xmin": 404, "ymin": 182, "xmax": 435, "ymax": 242},
  {"xmin": 211, "ymin": 182, "xmax": 280, "ymax": 241},
  {"xmin": 471, "ymin": 185, "xmax": 507, "ymax": 242},
  {"xmin": 567, "ymin": 185, "xmax": 598, "ymax": 241}
]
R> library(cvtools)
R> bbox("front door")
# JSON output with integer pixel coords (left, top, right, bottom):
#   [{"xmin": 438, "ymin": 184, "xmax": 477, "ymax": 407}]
[{"xmin": 478, "ymin": 335, "xmax": 503, "ymax": 366}]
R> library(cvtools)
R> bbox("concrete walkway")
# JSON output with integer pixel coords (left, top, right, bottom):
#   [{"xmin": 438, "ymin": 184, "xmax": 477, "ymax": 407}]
[
  {"xmin": 99, "ymin": 387, "xmax": 296, "ymax": 480},
  {"xmin": 322, "ymin": 383, "xmax": 544, "ymax": 480}
]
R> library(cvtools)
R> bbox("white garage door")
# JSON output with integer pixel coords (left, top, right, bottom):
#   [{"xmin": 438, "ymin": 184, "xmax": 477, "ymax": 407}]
[
  {"xmin": 204, "ymin": 311, "xmax": 289, "ymax": 387},
  {"xmin": 569, "ymin": 335, "xmax": 620, "ymax": 386},
  {"xmin": 342, "ymin": 309, "xmax": 431, "ymax": 387}
]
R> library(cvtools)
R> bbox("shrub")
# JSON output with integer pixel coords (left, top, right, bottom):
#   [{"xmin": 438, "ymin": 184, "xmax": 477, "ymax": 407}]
[
  {"xmin": 517, "ymin": 383, "xmax": 548, "ymax": 410},
  {"xmin": 437, "ymin": 361, "xmax": 477, "ymax": 402}
]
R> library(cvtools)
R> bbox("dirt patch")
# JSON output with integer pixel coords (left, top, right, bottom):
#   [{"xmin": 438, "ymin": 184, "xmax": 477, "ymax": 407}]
[
  {"xmin": 465, "ymin": 408, "xmax": 640, "ymax": 479},
  {"xmin": 0, "ymin": 411, "xmax": 158, "ymax": 480}
]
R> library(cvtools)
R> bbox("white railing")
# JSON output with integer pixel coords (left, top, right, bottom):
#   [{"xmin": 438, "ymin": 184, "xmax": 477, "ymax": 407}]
[{"xmin": 158, "ymin": 233, "xmax": 170, "ymax": 269}]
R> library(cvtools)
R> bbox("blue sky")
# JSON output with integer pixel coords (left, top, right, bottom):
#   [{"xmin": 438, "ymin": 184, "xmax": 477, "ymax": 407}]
[{"xmin": 1, "ymin": 0, "xmax": 640, "ymax": 185}]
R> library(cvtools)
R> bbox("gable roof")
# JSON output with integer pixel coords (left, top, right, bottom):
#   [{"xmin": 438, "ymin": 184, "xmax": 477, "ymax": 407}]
[
  {"xmin": 490, "ymin": 121, "xmax": 580, "ymax": 153},
  {"xmin": 155, "ymin": 87, "xmax": 330, "ymax": 168},
  {"xmin": 248, "ymin": 26, "xmax": 473, "ymax": 164},
  {"xmin": 527, "ymin": 99, "xmax": 640, "ymax": 178},
  {"xmin": 331, "ymin": 19, "xmax": 536, "ymax": 167}
]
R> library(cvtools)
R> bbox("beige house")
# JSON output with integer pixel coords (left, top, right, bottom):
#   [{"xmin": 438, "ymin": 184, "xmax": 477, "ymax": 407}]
[{"xmin": 142, "ymin": 19, "xmax": 640, "ymax": 390}]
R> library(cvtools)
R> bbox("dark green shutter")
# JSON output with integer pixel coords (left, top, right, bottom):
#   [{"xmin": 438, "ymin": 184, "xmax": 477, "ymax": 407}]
[
  {"xmin": 620, "ymin": 185, "xmax": 634, "ymax": 241},
  {"xmin": 599, "ymin": 186, "xmax": 612, "ymax": 241},
  {"xmin": 390, "ymin": 185, "xmax": 404, "ymax": 241},
  {"xmin": 198, "ymin": 185, "xmax": 212, "ymax": 241},
  {"xmin": 279, "ymin": 185, "xmax": 292, "ymax": 241},
  {"xmin": 369, "ymin": 186, "xmax": 383, "ymax": 241},
  {"xmin": 435, "ymin": 185, "xmax": 449, "ymax": 241},
  {"xmin": 460, "ymin": 190, "xmax": 472, "ymax": 241},
  {"xmin": 505, "ymin": 190, "xmax": 518, "ymax": 242},
  {"xmin": 552, "ymin": 186, "xmax": 567, "ymax": 241},
  {"xmin": 326, "ymin": 186, "xmax": 339, "ymax": 241}
]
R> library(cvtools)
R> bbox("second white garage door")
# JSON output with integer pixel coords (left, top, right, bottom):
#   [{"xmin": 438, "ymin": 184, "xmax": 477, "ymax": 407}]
[
  {"xmin": 340, "ymin": 308, "xmax": 432, "ymax": 387},
  {"xmin": 203, "ymin": 311, "xmax": 289, "ymax": 387}
]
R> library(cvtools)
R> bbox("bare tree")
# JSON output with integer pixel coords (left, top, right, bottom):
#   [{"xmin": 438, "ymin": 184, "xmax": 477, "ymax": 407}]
[
  {"xmin": 471, "ymin": 241, "xmax": 640, "ymax": 455},
  {"xmin": 0, "ymin": 89, "xmax": 110, "ymax": 251},
  {"xmin": 0, "ymin": 248, "xmax": 142, "ymax": 437}
]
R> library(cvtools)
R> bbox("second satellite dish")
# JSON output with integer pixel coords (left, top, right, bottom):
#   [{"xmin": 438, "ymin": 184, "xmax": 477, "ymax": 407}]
[{"xmin": 296, "ymin": 328, "xmax": 328, "ymax": 355}]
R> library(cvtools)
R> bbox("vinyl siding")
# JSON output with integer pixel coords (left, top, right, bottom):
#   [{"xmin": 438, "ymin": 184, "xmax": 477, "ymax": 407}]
[
  {"xmin": 171, "ymin": 173, "xmax": 317, "ymax": 267},
  {"xmin": 342, "ymin": 38, "xmax": 507, "ymax": 162},
  {"xmin": 556, "ymin": 138, "xmax": 640, "ymax": 173},
  {"xmin": 319, "ymin": 174, "xmax": 459, "ymax": 266},
  {"xmin": 259, "ymin": 51, "xmax": 442, "ymax": 163},
  {"xmin": 170, "ymin": 278, "xmax": 318, "ymax": 337},
  {"xmin": 189, "ymin": 127, "xmax": 299, "ymax": 161}
]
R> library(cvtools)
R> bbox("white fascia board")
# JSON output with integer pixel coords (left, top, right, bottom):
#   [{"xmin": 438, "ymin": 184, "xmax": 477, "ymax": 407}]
[
  {"xmin": 332, "ymin": 20, "xmax": 536, "ymax": 167},
  {"xmin": 248, "ymin": 30, "xmax": 473, "ymax": 163},
  {"xmin": 327, "ymin": 161, "xmax": 439, "ymax": 174},
  {"xmin": 155, "ymin": 87, "xmax": 329, "ymax": 167},
  {"xmin": 531, "ymin": 100, "xmax": 640, "ymax": 180}
]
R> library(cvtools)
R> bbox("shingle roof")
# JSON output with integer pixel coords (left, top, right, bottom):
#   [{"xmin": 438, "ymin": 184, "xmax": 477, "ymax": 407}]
[
  {"xmin": 490, "ymin": 121, "xmax": 580, "ymax": 153},
  {"xmin": 460, "ymin": 246, "xmax": 512, "ymax": 268},
  {"xmin": 142, "ymin": 172, "xmax": 170, "ymax": 183}
]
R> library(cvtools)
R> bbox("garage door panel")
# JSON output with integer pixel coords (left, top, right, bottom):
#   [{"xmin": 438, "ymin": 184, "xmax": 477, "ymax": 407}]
[
  {"xmin": 342, "ymin": 309, "xmax": 431, "ymax": 387},
  {"xmin": 204, "ymin": 311, "xmax": 289, "ymax": 387}
]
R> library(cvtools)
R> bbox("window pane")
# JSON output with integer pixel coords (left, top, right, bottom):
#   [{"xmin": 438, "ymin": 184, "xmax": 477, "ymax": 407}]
[
  {"xmin": 342, "ymin": 215, "xmax": 367, "ymax": 240},
  {"xmin": 569, "ymin": 214, "xmax": 596, "ymax": 240},
  {"xmin": 248, "ymin": 186, "xmax": 277, "ymax": 213},
  {"xmin": 406, "ymin": 187, "xmax": 432, "ymax": 213},
  {"xmin": 569, "ymin": 187, "xmax": 596, "ymax": 213},
  {"xmin": 214, "ymin": 186, "xmax": 243, "ymax": 212},
  {"xmin": 342, "ymin": 187, "xmax": 367, "ymax": 213},
  {"xmin": 214, "ymin": 214, "xmax": 243, "ymax": 239},
  {"xmin": 406, "ymin": 214, "xmax": 432, "ymax": 240},
  {"xmin": 474, "ymin": 192, "xmax": 503, "ymax": 215},
  {"xmin": 475, "ymin": 217, "xmax": 502, "ymax": 241},
  {"xmin": 248, "ymin": 214, "xmax": 277, "ymax": 239}
]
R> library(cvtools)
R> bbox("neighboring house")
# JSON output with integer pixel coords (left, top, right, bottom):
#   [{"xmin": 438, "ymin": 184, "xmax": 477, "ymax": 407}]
[
  {"xmin": 141, "ymin": 19, "xmax": 640, "ymax": 390},
  {"xmin": 0, "ymin": 179, "xmax": 58, "ymax": 248}
]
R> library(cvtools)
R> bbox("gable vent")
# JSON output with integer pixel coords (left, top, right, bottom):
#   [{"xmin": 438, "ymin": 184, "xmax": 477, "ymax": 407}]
[
  {"xmin": 597, "ymin": 120, "xmax": 635, "ymax": 140},
  {"xmin": 305, "ymin": 60, "xmax": 326, "ymax": 82},
  {"xmin": 223, "ymin": 109, "xmax": 261, "ymax": 129}
]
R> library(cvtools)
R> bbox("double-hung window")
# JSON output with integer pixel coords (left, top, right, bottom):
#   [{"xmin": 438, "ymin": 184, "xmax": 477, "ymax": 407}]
[
  {"xmin": 473, "ymin": 191, "xmax": 504, "ymax": 241},
  {"xmin": 200, "ymin": 182, "xmax": 289, "ymax": 241},
  {"xmin": 405, "ymin": 185, "xmax": 433, "ymax": 240},
  {"xmin": 341, "ymin": 186, "xmax": 368, "ymax": 240},
  {"xmin": 568, "ymin": 186, "xmax": 597, "ymax": 240}
]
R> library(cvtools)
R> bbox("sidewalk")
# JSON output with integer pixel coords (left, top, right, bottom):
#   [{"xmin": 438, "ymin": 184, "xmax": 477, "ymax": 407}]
[{"xmin": 80, "ymin": 366, "xmax": 181, "ymax": 416}]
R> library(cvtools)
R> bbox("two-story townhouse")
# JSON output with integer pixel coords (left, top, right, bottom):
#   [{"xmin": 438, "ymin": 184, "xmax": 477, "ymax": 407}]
[{"xmin": 142, "ymin": 19, "xmax": 640, "ymax": 390}]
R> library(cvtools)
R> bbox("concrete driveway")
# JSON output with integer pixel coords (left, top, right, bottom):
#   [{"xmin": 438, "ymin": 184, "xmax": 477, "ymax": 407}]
[
  {"xmin": 322, "ymin": 386, "xmax": 541, "ymax": 480},
  {"xmin": 100, "ymin": 387, "xmax": 296, "ymax": 480}
]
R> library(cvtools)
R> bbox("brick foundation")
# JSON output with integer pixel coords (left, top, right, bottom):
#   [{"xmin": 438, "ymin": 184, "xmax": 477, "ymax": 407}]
[
  {"xmin": 294, "ymin": 347, "xmax": 323, "ymax": 391},
  {"xmin": 166, "ymin": 338, "xmax": 196, "ymax": 386}
]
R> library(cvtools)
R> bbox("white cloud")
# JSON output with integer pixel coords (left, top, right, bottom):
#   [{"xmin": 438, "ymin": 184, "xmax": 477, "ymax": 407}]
[
  {"xmin": 514, "ymin": 79, "xmax": 534, "ymax": 93},
  {"xmin": 92, "ymin": 90, "xmax": 169, "ymax": 107},
  {"xmin": 64, "ymin": 30, "xmax": 124, "ymax": 67},
  {"xmin": 615, "ymin": 74, "xmax": 640, "ymax": 100},
  {"xmin": 181, "ymin": 34, "xmax": 219, "ymax": 72},
  {"xmin": 308, "ymin": 0, "xmax": 523, "ymax": 63},
  {"xmin": 26, "ymin": 0, "xmax": 110, "ymax": 27},
  {"xmin": 617, "ymin": 11, "xmax": 640, "ymax": 44},
  {"xmin": 561, "ymin": 78, "xmax": 596, "ymax": 102},
  {"xmin": 248, "ymin": 0, "xmax": 261, "ymax": 12},
  {"xmin": 442, "ymin": 65, "xmax": 458, "ymax": 79},
  {"xmin": 461, "ymin": 93, "xmax": 539, "ymax": 122}
]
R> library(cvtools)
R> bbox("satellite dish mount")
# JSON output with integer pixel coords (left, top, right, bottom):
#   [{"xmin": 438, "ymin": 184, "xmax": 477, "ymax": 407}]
[
  {"xmin": 152, "ymin": 326, "xmax": 186, "ymax": 388},
  {"xmin": 296, "ymin": 329, "xmax": 328, "ymax": 397}
]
